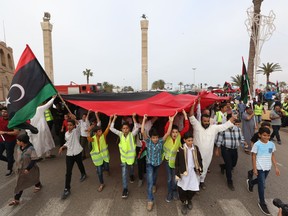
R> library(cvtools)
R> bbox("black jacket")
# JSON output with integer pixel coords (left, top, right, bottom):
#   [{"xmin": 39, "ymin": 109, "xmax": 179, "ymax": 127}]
[{"xmin": 175, "ymin": 144, "xmax": 203, "ymax": 180}]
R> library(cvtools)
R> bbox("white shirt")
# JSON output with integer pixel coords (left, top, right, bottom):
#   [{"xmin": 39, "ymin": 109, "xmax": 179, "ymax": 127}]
[
  {"xmin": 177, "ymin": 144, "xmax": 200, "ymax": 191},
  {"xmin": 64, "ymin": 124, "xmax": 83, "ymax": 156},
  {"xmin": 189, "ymin": 115, "xmax": 233, "ymax": 181},
  {"xmin": 79, "ymin": 119, "xmax": 90, "ymax": 137}
]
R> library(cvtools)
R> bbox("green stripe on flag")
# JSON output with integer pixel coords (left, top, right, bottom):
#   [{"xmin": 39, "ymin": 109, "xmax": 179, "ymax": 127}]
[{"xmin": 8, "ymin": 84, "xmax": 56, "ymax": 128}]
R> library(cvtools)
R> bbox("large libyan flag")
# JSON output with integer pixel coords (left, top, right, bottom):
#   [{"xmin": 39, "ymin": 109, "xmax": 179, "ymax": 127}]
[
  {"xmin": 7, "ymin": 45, "xmax": 57, "ymax": 129},
  {"xmin": 61, "ymin": 91, "xmax": 229, "ymax": 116}
]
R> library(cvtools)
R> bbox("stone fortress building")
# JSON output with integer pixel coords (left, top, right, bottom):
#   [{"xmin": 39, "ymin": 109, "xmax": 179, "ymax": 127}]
[{"xmin": 0, "ymin": 41, "xmax": 15, "ymax": 102}]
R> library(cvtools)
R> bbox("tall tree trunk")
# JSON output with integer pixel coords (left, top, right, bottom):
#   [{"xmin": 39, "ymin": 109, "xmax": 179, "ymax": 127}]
[
  {"xmin": 247, "ymin": 0, "xmax": 263, "ymax": 95},
  {"xmin": 266, "ymin": 73, "xmax": 269, "ymax": 88},
  {"xmin": 87, "ymin": 76, "xmax": 89, "ymax": 84}
]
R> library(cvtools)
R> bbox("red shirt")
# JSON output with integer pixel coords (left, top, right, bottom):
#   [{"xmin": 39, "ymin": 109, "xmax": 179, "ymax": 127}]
[
  {"xmin": 0, "ymin": 117, "xmax": 17, "ymax": 142},
  {"xmin": 62, "ymin": 119, "xmax": 69, "ymax": 132}
]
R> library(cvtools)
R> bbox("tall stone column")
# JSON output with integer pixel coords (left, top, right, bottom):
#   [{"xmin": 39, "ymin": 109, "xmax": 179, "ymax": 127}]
[
  {"xmin": 141, "ymin": 17, "xmax": 149, "ymax": 91},
  {"xmin": 41, "ymin": 12, "xmax": 54, "ymax": 83}
]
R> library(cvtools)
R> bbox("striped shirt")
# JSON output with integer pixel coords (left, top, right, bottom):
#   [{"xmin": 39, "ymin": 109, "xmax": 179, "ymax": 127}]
[
  {"xmin": 145, "ymin": 138, "xmax": 164, "ymax": 166},
  {"xmin": 251, "ymin": 140, "xmax": 276, "ymax": 171},
  {"xmin": 215, "ymin": 126, "xmax": 244, "ymax": 149}
]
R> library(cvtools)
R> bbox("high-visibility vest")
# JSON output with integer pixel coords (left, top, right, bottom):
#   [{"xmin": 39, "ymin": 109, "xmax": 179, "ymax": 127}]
[
  {"xmin": 254, "ymin": 104, "xmax": 264, "ymax": 116},
  {"xmin": 163, "ymin": 134, "xmax": 181, "ymax": 168},
  {"xmin": 90, "ymin": 135, "xmax": 109, "ymax": 166},
  {"xmin": 44, "ymin": 109, "xmax": 53, "ymax": 121},
  {"xmin": 282, "ymin": 102, "xmax": 288, "ymax": 115},
  {"xmin": 216, "ymin": 111, "xmax": 226, "ymax": 124},
  {"xmin": 118, "ymin": 132, "xmax": 136, "ymax": 165}
]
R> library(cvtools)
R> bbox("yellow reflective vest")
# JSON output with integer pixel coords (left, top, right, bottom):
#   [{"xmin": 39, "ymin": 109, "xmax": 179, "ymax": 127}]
[
  {"xmin": 119, "ymin": 132, "xmax": 136, "ymax": 165},
  {"xmin": 90, "ymin": 134, "xmax": 109, "ymax": 166},
  {"xmin": 282, "ymin": 102, "xmax": 288, "ymax": 115},
  {"xmin": 44, "ymin": 109, "xmax": 53, "ymax": 121},
  {"xmin": 163, "ymin": 134, "xmax": 181, "ymax": 168},
  {"xmin": 254, "ymin": 104, "xmax": 264, "ymax": 116}
]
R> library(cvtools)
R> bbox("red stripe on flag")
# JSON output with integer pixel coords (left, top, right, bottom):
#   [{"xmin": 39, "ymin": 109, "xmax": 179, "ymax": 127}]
[{"xmin": 14, "ymin": 45, "xmax": 36, "ymax": 74}]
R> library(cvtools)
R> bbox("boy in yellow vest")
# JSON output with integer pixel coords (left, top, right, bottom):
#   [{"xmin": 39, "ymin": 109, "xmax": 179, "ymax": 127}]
[
  {"xmin": 163, "ymin": 110, "xmax": 189, "ymax": 202},
  {"xmin": 110, "ymin": 114, "xmax": 138, "ymax": 198},
  {"xmin": 87, "ymin": 115, "xmax": 113, "ymax": 192}
]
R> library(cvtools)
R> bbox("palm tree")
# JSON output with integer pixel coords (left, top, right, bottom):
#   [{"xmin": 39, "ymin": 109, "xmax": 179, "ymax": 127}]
[
  {"xmin": 83, "ymin": 69, "xmax": 93, "ymax": 84},
  {"xmin": 231, "ymin": 75, "xmax": 242, "ymax": 87},
  {"xmin": 204, "ymin": 83, "xmax": 208, "ymax": 89},
  {"xmin": 151, "ymin": 79, "xmax": 165, "ymax": 90},
  {"xmin": 257, "ymin": 62, "xmax": 282, "ymax": 87},
  {"xmin": 102, "ymin": 81, "xmax": 114, "ymax": 92},
  {"xmin": 247, "ymin": 0, "xmax": 264, "ymax": 93},
  {"xmin": 178, "ymin": 82, "xmax": 183, "ymax": 91}
]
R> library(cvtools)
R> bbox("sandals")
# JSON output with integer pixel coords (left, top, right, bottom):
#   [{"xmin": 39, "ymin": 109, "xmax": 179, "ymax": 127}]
[
  {"xmin": 97, "ymin": 184, "xmax": 105, "ymax": 192},
  {"xmin": 34, "ymin": 184, "xmax": 42, "ymax": 193},
  {"xmin": 8, "ymin": 200, "xmax": 20, "ymax": 206},
  {"xmin": 244, "ymin": 144, "xmax": 250, "ymax": 155}
]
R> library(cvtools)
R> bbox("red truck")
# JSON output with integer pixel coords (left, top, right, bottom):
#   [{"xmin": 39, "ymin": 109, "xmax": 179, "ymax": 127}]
[{"xmin": 54, "ymin": 82, "xmax": 102, "ymax": 94}]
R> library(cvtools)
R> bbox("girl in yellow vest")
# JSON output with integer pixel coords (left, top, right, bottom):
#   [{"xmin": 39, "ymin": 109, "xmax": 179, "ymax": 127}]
[
  {"xmin": 254, "ymin": 101, "xmax": 265, "ymax": 124},
  {"xmin": 87, "ymin": 115, "xmax": 113, "ymax": 192},
  {"xmin": 163, "ymin": 110, "xmax": 189, "ymax": 202},
  {"xmin": 110, "ymin": 114, "xmax": 138, "ymax": 199}
]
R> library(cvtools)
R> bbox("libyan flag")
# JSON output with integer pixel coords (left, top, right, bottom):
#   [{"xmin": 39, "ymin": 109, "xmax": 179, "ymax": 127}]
[
  {"xmin": 240, "ymin": 58, "xmax": 250, "ymax": 104},
  {"xmin": 7, "ymin": 45, "xmax": 57, "ymax": 129}
]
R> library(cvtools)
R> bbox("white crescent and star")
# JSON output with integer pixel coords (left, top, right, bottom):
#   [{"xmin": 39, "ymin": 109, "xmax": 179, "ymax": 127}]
[{"xmin": 6, "ymin": 84, "xmax": 25, "ymax": 105}]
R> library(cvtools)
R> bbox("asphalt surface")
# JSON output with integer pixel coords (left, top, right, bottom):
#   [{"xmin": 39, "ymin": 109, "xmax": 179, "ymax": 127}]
[{"xmin": 0, "ymin": 129, "xmax": 287, "ymax": 216}]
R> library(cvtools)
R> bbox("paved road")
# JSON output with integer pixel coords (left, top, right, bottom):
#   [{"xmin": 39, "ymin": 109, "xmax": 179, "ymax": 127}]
[{"xmin": 0, "ymin": 130, "xmax": 287, "ymax": 216}]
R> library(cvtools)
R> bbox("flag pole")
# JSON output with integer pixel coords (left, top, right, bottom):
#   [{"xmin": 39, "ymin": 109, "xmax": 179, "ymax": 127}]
[
  {"xmin": 242, "ymin": 57, "xmax": 257, "ymax": 129},
  {"xmin": 57, "ymin": 93, "xmax": 73, "ymax": 115}
]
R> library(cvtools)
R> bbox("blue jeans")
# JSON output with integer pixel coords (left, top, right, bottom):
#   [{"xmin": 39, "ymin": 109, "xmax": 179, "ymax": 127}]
[
  {"xmin": 251, "ymin": 170, "xmax": 270, "ymax": 204},
  {"xmin": 255, "ymin": 115, "xmax": 262, "ymax": 124},
  {"xmin": 146, "ymin": 163, "xmax": 159, "ymax": 201},
  {"xmin": 0, "ymin": 140, "xmax": 16, "ymax": 171},
  {"xmin": 96, "ymin": 161, "xmax": 109, "ymax": 184},
  {"xmin": 165, "ymin": 160, "xmax": 176, "ymax": 198},
  {"xmin": 121, "ymin": 163, "xmax": 134, "ymax": 189}
]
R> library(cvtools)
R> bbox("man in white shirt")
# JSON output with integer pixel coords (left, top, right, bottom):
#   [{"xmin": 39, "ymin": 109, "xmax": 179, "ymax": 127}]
[
  {"xmin": 79, "ymin": 110, "xmax": 91, "ymax": 159},
  {"xmin": 189, "ymin": 99, "xmax": 235, "ymax": 190}
]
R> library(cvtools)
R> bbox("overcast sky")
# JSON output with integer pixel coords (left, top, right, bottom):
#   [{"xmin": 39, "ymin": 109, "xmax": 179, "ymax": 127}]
[{"xmin": 1, "ymin": 0, "xmax": 287, "ymax": 90}]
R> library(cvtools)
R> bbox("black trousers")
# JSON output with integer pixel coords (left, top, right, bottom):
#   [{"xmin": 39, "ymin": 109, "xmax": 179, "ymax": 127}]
[
  {"xmin": 0, "ymin": 140, "xmax": 16, "ymax": 171},
  {"xmin": 221, "ymin": 146, "xmax": 238, "ymax": 184},
  {"xmin": 271, "ymin": 125, "xmax": 281, "ymax": 141},
  {"xmin": 178, "ymin": 186, "xmax": 195, "ymax": 203},
  {"xmin": 136, "ymin": 147, "xmax": 146, "ymax": 180},
  {"xmin": 65, "ymin": 152, "xmax": 86, "ymax": 190},
  {"xmin": 14, "ymin": 182, "xmax": 41, "ymax": 200}
]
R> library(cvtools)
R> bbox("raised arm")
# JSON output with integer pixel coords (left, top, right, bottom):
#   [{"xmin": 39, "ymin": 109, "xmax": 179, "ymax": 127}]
[
  {"xmin": 95, "ymin": 111, "xmax": 101, "ymax": 125},
  {"xmin": 131, "ymin": 113, "xmax": 139, "ymax": 136},
  {"xmin": 85, "ymin": 110, "xmax": 91, "ymax": 122},
  {"xmin": 141, "ymin": 114, "xmax": 149, "ymax": 140},
  {"xmin": 179, "ymin": 109, "xmax": 189, "ymax": 137},
  {"xmin": 104, "ymin": 115, "xmax": 113, "ymax": 137},
  {"xmin": 163, "ymin": 112, "xmax": 176, "ymax": 141},
  {"xmin": 109, "ymin": 114, "xmax": 122, "ymax": 136},
  {"xmin": 196, "ymin": 97, "xmax": 201, "ymax": 121},
  {"xmin": 40, "ymin": 95, "xmax": 56, "ymax": 110}
]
